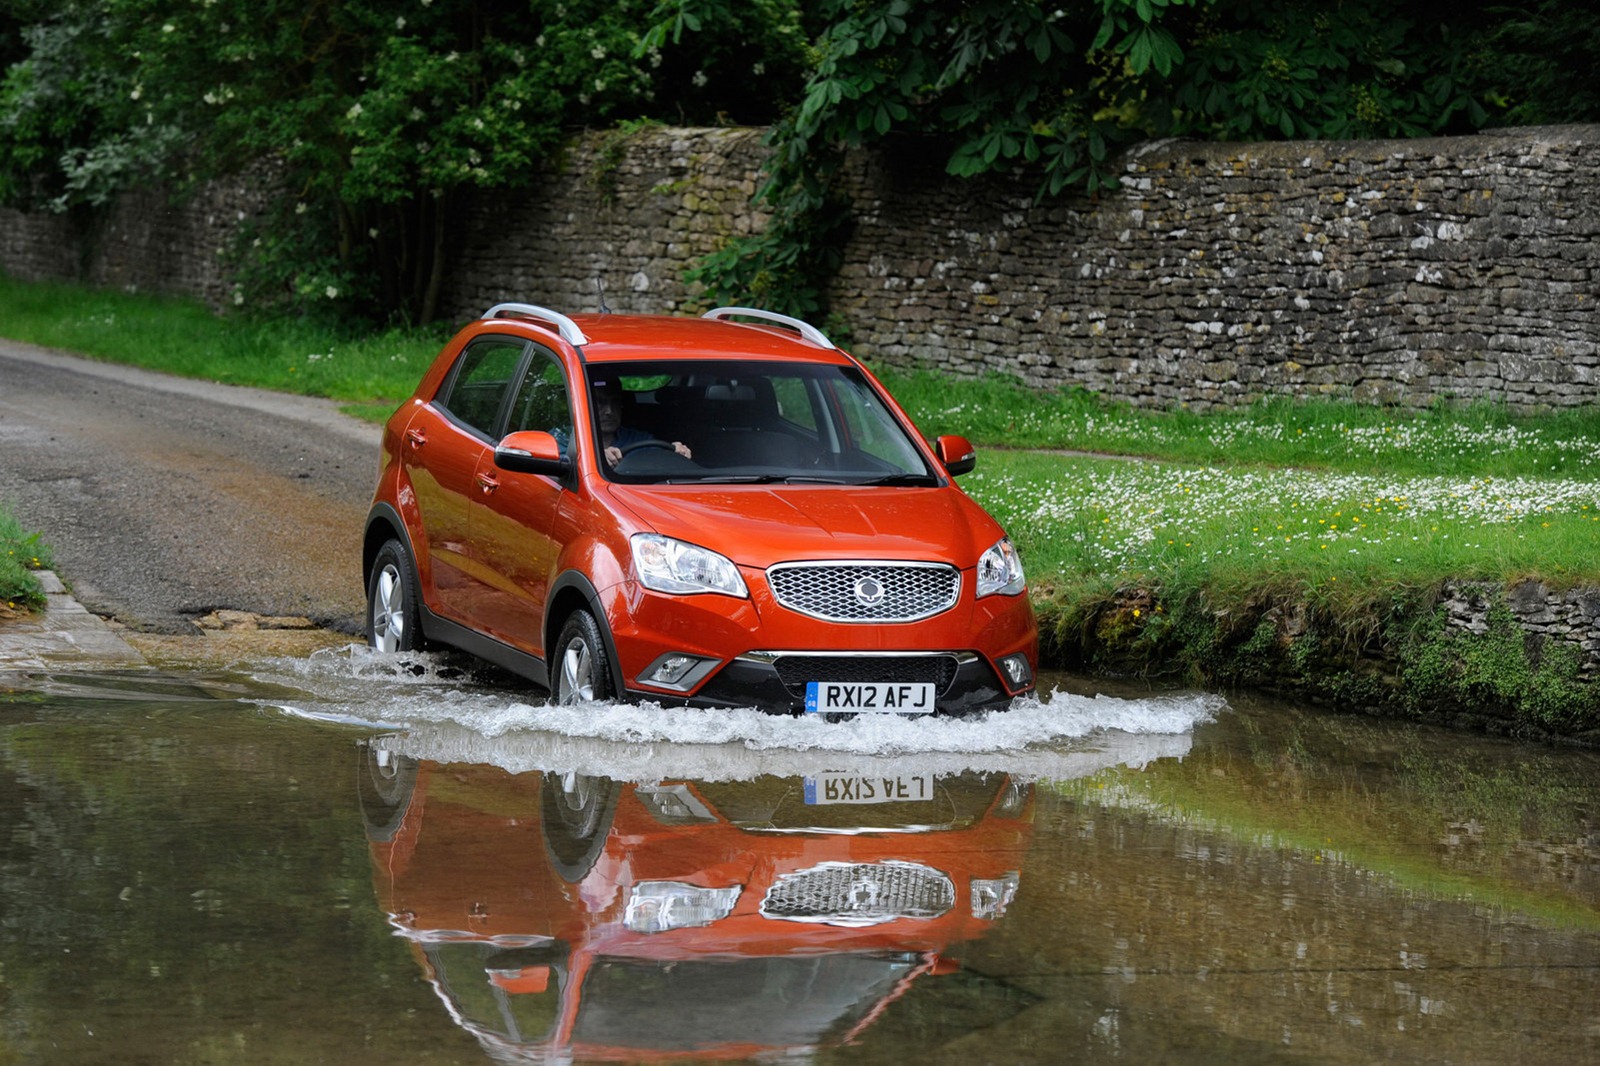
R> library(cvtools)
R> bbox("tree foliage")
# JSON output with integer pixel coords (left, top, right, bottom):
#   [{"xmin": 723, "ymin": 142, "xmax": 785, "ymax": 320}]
[
  {"xmin": 0, "ymin": 0, "xmax": 806, "ymax": 322},
  {"xmin": 1, "ymin": 0, "xmax": 1596, "ymax": 322}
]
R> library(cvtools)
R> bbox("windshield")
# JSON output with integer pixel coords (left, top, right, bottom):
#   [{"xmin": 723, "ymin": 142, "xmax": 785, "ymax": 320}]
[{"xmin": 585, "ymin": 360, "xmax": 938, "ymax": 485}]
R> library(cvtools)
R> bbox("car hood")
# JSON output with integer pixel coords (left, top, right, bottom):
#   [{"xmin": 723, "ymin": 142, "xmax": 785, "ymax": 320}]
[{"xmin": 603, "ymin": 484, "xmax": 1002, "ymax": 569}]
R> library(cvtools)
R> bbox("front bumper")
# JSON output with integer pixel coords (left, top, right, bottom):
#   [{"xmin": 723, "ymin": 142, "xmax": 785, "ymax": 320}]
[{"xmin": 626, "ymin": 649, "xmax": 1024, "ymax": 716}]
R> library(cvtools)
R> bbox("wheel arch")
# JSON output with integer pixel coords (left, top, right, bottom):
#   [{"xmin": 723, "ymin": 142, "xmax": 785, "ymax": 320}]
[
  {"xmin": 363, "ymin": 503, "xmax": 414, "ymax": 583},
  {"xmin": 545, "ymin": 571, "xmax": 626, "ymax": 698}
]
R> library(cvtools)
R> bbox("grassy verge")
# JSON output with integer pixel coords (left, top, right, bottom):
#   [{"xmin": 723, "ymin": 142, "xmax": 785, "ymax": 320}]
[
  {"xmin": 886, "ymin": 372, "xmax": 1600, "ymax": 738},
  {"xmin": 2, "ymin": 276, "xmax": 1598, "ymax": 735},
  {"xmin": 1, "ymin": 504, "xmax": 53, "ymax": 613},
  {"xmin": 0, "ymin": 274, "xmax": 442, "ymax": 421}
]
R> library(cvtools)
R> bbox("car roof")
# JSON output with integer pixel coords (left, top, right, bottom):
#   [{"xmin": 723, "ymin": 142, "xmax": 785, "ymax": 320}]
[{"xmin": 487, "ymin": 310, "xmax": 855, "ymax": 366}]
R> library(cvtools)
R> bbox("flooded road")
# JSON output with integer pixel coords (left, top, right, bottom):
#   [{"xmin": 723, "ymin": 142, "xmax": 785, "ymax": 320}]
[{"xmin": 2, "ymin": 655, "xmax": 1596, "ymax": 1064}]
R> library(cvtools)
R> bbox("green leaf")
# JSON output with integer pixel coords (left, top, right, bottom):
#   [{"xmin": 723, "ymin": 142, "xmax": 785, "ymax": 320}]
[
  {"xmin": 1129, "ymin": 27, "xmax": 1153, "ymax": 73},
  {"xmin": 1090, "ymin": 14, "xmax": 1116, "ymax": 54}
]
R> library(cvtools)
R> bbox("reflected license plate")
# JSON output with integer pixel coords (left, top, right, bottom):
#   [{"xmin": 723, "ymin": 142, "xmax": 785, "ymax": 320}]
[
  {"xmin": 804, "ymin": 681, "xmax": 935, "ymax": 715},
  {"xmin": 805, "ymin": 772, "xmax": 934, "ymax": 805}
]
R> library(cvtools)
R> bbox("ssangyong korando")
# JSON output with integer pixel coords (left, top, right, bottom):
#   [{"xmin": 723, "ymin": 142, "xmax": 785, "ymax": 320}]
[{"xmin": 364, "ymin": 304, "xmax": 1037, "ymax": 715}]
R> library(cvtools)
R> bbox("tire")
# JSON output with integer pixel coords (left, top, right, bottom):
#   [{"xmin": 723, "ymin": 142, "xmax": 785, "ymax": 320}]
[
  {"xmin": 367, "ymin": 538, "xmax": 425, "ymax": 653},
  {"xmin": 541, "ymin": 771, "xmax": 620, "ymax": 881},
  {"xmin": 552, "ymin": 609, "xmax": 614, "ymax": 704},
  {"xmin": 356, "ymin": 745, "xmax": 418, "ymax": 842}
]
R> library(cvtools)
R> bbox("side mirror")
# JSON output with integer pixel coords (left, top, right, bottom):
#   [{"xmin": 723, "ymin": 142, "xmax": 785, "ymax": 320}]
[
  {"xmin": 934, "ymin": 434, "xmax": 977, "ymax": 477},
  {"xmin": 494, "ymin": 430, "xmax": 570, "ymax": 477}
]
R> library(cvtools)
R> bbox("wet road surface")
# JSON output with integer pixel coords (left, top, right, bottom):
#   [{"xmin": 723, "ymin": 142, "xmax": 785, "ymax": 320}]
[{"xmin": 0, "ymin": 340, "xmax": 376, "ymax": 634}]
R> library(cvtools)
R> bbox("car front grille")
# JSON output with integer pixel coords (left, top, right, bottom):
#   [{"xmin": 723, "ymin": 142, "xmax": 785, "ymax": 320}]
[
  {"xmin": 766, "ymin": 562, "xmax": 960, "ymax": 623},
  {"xmin": 761, "ymin": 861, "xmax": 955, "ymax": 926},
  {"xmin": 769, "ymin": 654, "xmax": 960, "ymax": 699}
]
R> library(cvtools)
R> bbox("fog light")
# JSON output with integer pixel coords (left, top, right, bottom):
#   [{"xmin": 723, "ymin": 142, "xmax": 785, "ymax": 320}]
[
  {"xmin": 635, "ymin": 783, "xmax": 717, "ymax": 826},
  {"xmin": 640, "ymin": 653, "xmax": 718, "ymax": 692},
  {"xmin": 994, "ymin": 779, "xmax": 1032, "ymax": 818},
  {"xmin": 652, "ymin": 656, "xmax": 696, "ymax": 683},
  {"xmin": 971, "ymin": 873, "xmax": 1020, "ymax": 920},
  {"xmin": 998, "ymin": 654, "xmax": 1033, "ymax": 689}
]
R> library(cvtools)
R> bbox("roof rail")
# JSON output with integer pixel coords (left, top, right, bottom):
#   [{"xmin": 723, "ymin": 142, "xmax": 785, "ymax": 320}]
[
  {"xmin": 483, "ymin": 303, "xmax": 589, "ymax": 347},
  {"xmin": 702, "ymin": 306, "xmax": 836, "ymax": 350}
]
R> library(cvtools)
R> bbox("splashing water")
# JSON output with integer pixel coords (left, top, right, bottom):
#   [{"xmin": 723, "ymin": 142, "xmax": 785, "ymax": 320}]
[{"xmin": 263, "ymin": 644, "xmax": 1220, "ymax": 781}]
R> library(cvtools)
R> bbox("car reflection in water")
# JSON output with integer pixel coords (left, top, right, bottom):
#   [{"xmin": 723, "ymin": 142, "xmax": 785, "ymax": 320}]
[{"xmin": 358, "ymin": 749, "xmax": 1036, "ymax": 1061}]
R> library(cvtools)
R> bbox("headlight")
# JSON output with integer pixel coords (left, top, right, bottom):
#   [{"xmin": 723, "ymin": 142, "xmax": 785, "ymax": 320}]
[
  {"xmin": 631, "ymin": 534, "xmax": 749, "ymax": 597},
  {"xmin": 975, "ymin": 537, "xmax": 1026, "ymax": 597},
  {"xmin": 624, "ymin": 882, "xmax": 742, "ymax": 933}
]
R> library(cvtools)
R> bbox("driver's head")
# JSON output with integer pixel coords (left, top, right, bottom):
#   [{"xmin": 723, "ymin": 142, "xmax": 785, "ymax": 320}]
[{"xmin": 592, "ymin": 381, "xmax": 622, "ymax": 434}]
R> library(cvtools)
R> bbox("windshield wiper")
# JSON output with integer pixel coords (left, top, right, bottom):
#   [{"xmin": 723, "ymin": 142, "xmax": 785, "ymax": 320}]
[
  {"xmin": 700, "ymin": 473, "xmax": 851, "ymax": 483},
  {"xmin": 663, "ymin": 474, "xmax": 852, "ymax": 485},
  {"xmin": 857, "ymin": 473, "xmax": 940, "ymax": 486}
]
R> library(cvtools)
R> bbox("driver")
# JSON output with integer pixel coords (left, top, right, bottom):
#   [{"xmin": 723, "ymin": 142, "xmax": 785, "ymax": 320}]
[{"xmin": 592, "ymin": 382, "xmax": 692, "ymax": 465}]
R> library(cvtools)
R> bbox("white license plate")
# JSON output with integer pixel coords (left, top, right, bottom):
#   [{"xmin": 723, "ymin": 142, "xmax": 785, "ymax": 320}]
[
  {"xmin": 804, "ymin": 681, "xmax": 935, "ymax": 714},
  {"xmin": 805, "ymin": 772, "xmax": 934, "ymax": 805}
]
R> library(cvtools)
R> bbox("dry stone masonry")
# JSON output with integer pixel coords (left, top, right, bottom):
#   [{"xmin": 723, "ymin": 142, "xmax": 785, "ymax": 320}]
[
  {"xmin": 439, "ymin": 124, "xmax": 1600, "ymax": 414},
  {"xmin": 0, "ymin": 172, "xmax": 264, "ymax": 310},
  {"xmin": 443, "ymin": 126, "xmax": 771, "ymax": 320},
  {"xmin": 1445, "ymin": 580, "xmax": 1600, "ymax": 680},
  {"xmin": 828, "ymin": 126, "xmax": 1600, "ymax": 411},
  {"xmin": 5, "ymin": 124, "xmax": 1597, "ymax": 413}
]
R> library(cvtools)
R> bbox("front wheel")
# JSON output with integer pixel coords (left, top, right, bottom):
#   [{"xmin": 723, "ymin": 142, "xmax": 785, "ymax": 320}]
[
  {"xmin": 553, "ymin": 609, "xmax": 614, "ymax": 703},
  {"xmin": 367, "ymin": 538, "xmax": 425, "ymax": 653}
]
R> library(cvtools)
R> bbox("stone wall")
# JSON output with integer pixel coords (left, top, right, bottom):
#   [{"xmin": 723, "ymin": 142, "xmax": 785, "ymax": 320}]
[
  {"xmin": 6, "ymin": 123, "xmax": 1598, "ymax": 412},
  {"xmin": 830, "ymin": 125, "xmax": 1600, "ymax": 411},
  {"xmin": 0, "ymin": 175, "xmax": 259, "ymax": 307},
  {"xmin": 1445, "ymin": 580, "xmax": 1600, "ymax": 679},
  {"xmin": 437, "ymin": 123, "xmax": 1600, "ymax": 413},
  {"xmin": 443, "ymin": 126, "xmax": 770, "ymax": 321}
]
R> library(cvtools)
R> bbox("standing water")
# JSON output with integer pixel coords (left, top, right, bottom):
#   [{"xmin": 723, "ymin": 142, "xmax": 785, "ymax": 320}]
[{"xmin": 1, "ymin": 650, "xmax": 1596, "ymax": 1063}]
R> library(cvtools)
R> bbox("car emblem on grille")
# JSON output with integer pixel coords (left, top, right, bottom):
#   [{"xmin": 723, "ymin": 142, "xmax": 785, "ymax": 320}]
[
  {"xmin": 847, "ymin": 878, "xmax": 881, "ymax": 909},
  {"xmin": 852, "ymin": 576, "xmax": 886, "ymax": 606}
]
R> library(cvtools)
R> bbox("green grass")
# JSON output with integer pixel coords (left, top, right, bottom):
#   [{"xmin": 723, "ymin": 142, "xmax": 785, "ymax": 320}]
[
  {"xmin": 0, "ymin": 504, "xmax": 53, "ymax": 612},
  {"xmin": 885, "ymin": 367, "xmax": 1600, "ymax": 479},
  {"xmin": 5, "ymin": 274, "xmax": 1598, "ymax": 599},
  {"xmin": 0, "ymin": 274, "xmax": 444, "ymax": 420},
  {"xmin": 883, "ymin": 366, "xmax": 1600, "ymax": 615},
  {"xmin": 962, "ymin": 450, "xmax": 1600, "ymax": 598}
]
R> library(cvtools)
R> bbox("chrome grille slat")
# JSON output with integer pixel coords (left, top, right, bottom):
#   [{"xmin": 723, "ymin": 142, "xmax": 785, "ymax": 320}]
[
  {"xmin": 767, "ymin": 562, "xmax": 960, "ymax": 623},
  {"xmin": 761, "ymin": 861, "xmax": 955, "ymax": 925}
]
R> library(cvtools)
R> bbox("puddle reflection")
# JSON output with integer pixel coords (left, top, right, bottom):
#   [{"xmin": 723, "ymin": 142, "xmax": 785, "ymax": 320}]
[
  {"xmin": 3, "ymin": 664, "xmax": 1597, "ymax": 1064},
  {"xmin": 359, "ymin": 745, "xmax": 1041, "ymax": 1060}
]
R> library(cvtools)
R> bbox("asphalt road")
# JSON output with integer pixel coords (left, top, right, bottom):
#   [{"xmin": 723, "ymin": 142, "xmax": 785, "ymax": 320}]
[{"xmin": 0, "ymin": 339, "xmax": 382, "ymax": 634}]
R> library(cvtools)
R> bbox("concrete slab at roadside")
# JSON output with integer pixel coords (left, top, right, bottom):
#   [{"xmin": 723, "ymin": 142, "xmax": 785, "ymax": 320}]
[{"xmin": 0, "ymin": 571, "xmax": 144, "ymax": 671}]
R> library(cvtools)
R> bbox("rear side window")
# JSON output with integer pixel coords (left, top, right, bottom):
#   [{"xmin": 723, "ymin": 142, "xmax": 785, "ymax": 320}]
[{"xmin": 438, "ymin": 338, "xmax": 526, "ymax": 436}]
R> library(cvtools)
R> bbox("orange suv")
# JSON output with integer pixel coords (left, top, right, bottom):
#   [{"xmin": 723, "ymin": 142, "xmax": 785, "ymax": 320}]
[{"xmin": 363, "ymin": 304, "xmax": 1036, "ymax": 714}]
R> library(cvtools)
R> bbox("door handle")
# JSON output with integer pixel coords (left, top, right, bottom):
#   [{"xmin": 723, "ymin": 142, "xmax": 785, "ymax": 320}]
[
  {"xmin": 405, "ymin": 428, "xmax": 427, "ymax": 448},
  {"xmin": 476, "ymin": 472, "xmax": 499, "ymax": 494}
]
